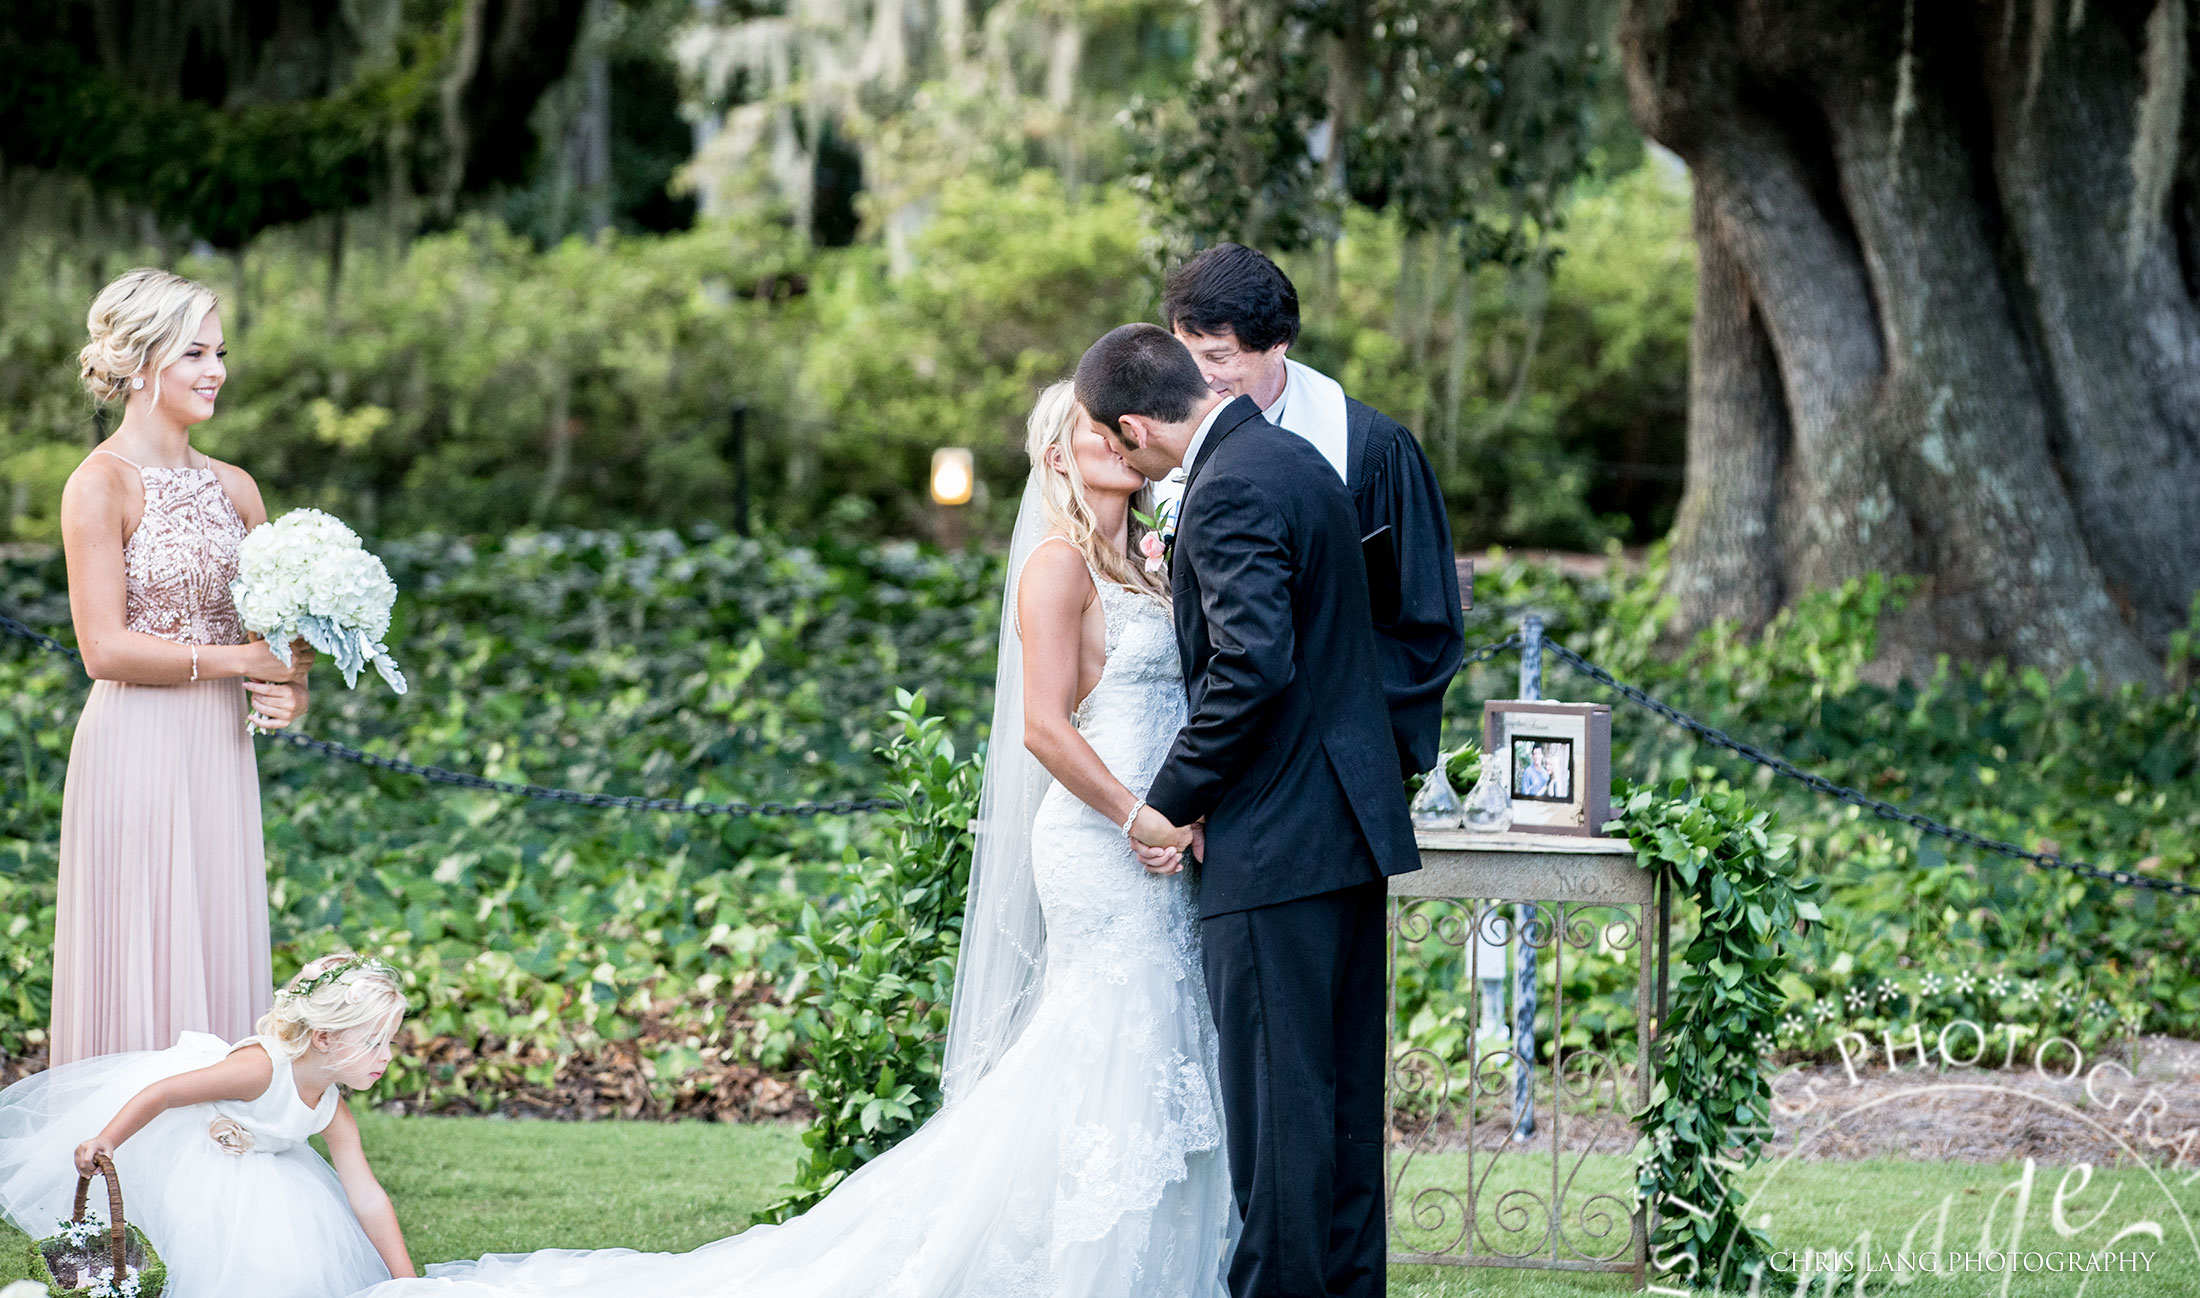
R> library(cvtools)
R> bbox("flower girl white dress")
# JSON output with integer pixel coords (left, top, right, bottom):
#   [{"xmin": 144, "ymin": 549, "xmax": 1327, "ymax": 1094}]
[
  {"xmin": 0, "ymin": 1033, "xmax": 391, "ymax": 1298},
  {"xmin": 353, "ymin": 560, "xmax": 1235, "ymax": 1297}
]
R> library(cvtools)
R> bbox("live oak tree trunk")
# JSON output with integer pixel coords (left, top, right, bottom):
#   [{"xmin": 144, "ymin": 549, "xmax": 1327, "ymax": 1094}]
[{"xmin": 1623, "ymin": 0, "xmax": 2200, "ymax": 684}]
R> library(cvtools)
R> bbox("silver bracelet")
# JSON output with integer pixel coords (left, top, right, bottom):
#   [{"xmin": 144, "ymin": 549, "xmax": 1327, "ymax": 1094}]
[
  {"xmin": 1121, "ymin": 799, "xmax": 1147, "ymax": 838},
  {"xmin": 189, "ymin": 645, "xmax": 199, "ymax": 682}
]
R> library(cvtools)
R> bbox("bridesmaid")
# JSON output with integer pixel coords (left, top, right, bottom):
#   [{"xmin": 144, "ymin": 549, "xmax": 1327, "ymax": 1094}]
[{"xmin": 50, "ymin": 268, "xmax": 313, "ymax": 1066}]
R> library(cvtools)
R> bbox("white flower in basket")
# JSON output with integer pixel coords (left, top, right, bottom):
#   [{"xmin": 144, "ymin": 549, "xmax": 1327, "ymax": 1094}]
[
  {"xmin": 228, "ymin": 509, "xmax": 408, "ymax": 718},
  {"xmin": 56, "ymin": 1215, "xmax": 104, "ymax": 1249}
]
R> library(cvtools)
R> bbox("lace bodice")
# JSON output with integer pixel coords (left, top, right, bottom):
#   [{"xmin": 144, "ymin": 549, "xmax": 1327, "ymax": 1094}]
[
  {"xmin": 1027, "ymin": 543, "xmax": 1194, "ymax": 976},
  {"xmin": 100, "ymin": 449, "xmax": 247, "ymax": 646},
  {"xmin": 1068, "ymin": 570, "xmax": 1180, "ymax": 736}
]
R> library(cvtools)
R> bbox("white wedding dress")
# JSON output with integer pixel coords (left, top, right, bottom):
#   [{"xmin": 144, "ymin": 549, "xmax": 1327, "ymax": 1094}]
[{"xmin": 353, "ymin": 556, "xmax": 1234, "ymax": 1298}]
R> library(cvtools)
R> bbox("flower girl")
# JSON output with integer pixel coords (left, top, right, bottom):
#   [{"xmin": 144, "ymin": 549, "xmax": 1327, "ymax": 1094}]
[{"xmin": 0, "ymin": 954, "xmax": 417, "ymax": 1297}]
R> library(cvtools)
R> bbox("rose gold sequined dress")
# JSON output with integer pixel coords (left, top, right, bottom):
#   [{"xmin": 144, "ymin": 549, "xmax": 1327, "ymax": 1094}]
[{"xmin": 50, "ymin": 449, "xmax": 270, "ymax": 1065}]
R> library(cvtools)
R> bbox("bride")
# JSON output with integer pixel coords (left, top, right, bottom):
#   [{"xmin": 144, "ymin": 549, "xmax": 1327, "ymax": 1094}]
[{"xmin": 354, "ymin": 381, "xmax": 1234, "ymax": 1297}]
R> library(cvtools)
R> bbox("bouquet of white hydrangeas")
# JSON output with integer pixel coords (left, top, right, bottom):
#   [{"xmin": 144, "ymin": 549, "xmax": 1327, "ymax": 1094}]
[{"xmin": 229, "ymin": 509, "xmax": 408, "ymax": 703}]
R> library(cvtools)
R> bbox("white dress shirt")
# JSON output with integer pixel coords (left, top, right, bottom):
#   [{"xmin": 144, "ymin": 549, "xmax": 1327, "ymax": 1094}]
[{"xmin": 1178, "ymin": 395, "xmax": 1232, "ymax": 482}]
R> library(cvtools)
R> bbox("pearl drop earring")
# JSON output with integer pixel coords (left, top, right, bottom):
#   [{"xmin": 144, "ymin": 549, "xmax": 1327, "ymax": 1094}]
[{"xmin": 130, "ymin": 377, "xmax": 144, "ymax": 390}]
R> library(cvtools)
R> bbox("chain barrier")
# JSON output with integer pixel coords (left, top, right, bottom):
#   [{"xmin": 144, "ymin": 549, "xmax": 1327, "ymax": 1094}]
[
  {"xmin": 1542, "ymin": 641, "xmax": 2200, "ymax": 899},
  {"xmin": 264, "ymin": 730, "xmax": 904, "ymax": 817},
  {"xmin": 6, "ymin": 607, "xmax": 2195, "ymax": 895},
  {"xmin": 1459, "ymin": 632, "xmax": 1524, "ymax": 668},
  {"xmin": 0, "ymin": 612, "xmax": 81, "ymax": 662}
]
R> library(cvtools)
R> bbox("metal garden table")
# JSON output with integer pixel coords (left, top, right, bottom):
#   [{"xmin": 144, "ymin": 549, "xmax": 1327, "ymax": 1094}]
[{"xmin": 1387, "ymin": 829, "xmax": 1669, "ymax": 1288}]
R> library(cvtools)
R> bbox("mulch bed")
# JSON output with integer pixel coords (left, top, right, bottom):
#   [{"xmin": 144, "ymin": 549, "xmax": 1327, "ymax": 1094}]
[
  {"xmin": 1760, "ymin": 1034, "xmax": 2200, "ymax": 1167},
  {"xmin": 373, "ymin": 1030, "xmax": 812, "ymax": 1123}
]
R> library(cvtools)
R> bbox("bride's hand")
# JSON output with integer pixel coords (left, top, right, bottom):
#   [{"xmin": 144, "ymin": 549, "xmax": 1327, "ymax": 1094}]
[
  {"xmin": 1130, "ymin": 805, "xmax": 1192, "ymax": 848},
  {"xmin": 1130, "ymin": 806, "xmax": 1191, "ymax": 874}
]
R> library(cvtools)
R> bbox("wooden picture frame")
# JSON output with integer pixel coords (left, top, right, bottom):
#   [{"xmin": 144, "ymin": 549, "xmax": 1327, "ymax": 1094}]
[{"xmin": 1481, "ymin": 700, "xmax": 1612, "ymax": 837}]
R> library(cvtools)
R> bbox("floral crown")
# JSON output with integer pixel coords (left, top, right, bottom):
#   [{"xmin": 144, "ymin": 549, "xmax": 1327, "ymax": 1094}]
[{"xmin": 278, "ymin": 954, "xmax": 398, "ymax": 1005}]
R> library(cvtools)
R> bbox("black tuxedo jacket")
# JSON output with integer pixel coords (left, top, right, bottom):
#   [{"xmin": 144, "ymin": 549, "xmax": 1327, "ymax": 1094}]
[{"xmin": 1144, "ymin": 396, "xmax": 1421, "ymax": 917}]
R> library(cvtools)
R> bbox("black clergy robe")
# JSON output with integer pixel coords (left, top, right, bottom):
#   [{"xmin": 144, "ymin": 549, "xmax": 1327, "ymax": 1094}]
[{"xmin": 1344, "ymin": 399, "xmax": 1467, "ymax": 777}]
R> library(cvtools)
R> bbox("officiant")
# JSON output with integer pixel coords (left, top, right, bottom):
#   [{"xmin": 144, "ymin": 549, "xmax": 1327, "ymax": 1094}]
[{"xmin": 1160, "ymin": 243, "xmax": 1467, "ymax": 778}]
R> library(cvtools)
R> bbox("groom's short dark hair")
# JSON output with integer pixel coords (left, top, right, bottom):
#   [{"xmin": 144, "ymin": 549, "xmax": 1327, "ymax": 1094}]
[
  {"xmin": 1075, "ymin": 324, "xmax": 1210, "ymax": 437},
  {"xmin": 1163, "ymin": 243, "xmax": 1301, "ymax": 353}
]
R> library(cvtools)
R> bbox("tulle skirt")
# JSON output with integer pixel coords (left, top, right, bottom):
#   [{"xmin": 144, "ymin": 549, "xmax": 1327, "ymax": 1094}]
[
  {"xmin": 348, "ymin": 953, "xmax": 1236, "ymax": 1298},
  {"xmin": 0, "ymin": 1034, "xmax": 390, "ymax": 1298},
  {"xmin": 51, "ymin": 677, "xmax": 271, "ymax": 1065}
]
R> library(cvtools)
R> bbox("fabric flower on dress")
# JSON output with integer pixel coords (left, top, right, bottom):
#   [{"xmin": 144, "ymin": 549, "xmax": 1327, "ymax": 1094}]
[{"xmin": 207, "ymin": 1117, "xmax": 254, "ymax": 1155}]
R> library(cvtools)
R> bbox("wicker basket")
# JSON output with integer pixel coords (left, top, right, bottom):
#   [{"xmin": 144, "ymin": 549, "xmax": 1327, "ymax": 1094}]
[{"xmin": 30, "ymin": 1155, "xmax": 165, "ymax": 1298}]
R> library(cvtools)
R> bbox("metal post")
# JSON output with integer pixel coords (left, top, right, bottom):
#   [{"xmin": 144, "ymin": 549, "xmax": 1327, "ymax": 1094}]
[
  {"xmin": 726, "ymin": 403, "xmax": 752, "ymax": 537},
  {"xmin": 1518, "ymin": 612, "xmax": 1544, "ymax": 702},
  {"xmin": 1514, "ymin": 612, "xmax": 1543, "ymax": 1141},
  {"xmin": 1656, "ymin": 866, "xmax": 1671, "ymax": 1032},
  {"xmin": 1512, "ymin": 910, "xmax": 1536, "ymax": 1141}
]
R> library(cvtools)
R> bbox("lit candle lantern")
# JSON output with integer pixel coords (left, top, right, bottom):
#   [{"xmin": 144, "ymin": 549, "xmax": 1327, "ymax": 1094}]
[{"xmin": 931, "ymin": 447, "xmax": 975, "ymax": 506}]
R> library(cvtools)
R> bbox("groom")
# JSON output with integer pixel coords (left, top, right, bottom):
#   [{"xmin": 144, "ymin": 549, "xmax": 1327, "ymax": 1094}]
[{"xmin": 1074, "ymin": 324, "xmax": 1419, "ymax": 1298}]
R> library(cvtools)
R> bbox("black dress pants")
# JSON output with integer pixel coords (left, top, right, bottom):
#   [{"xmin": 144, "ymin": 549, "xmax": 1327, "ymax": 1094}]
[{"xmin": 1201, "ymin": 879, "xmax": 1389, "ymax": 1298}]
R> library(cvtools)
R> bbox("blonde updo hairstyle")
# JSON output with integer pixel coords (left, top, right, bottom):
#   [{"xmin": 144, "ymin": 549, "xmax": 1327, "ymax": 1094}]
[
  {"xmin": 255, "ymin": 953, "xmax": 407, "ymax": 1061},
  {"xmin": 79, "ymin": 268, "xmax": 221, "ymax": 407},
  {"xmin": 1025, "ymin": 380, "xmax": 1168, "ymax": 603}
]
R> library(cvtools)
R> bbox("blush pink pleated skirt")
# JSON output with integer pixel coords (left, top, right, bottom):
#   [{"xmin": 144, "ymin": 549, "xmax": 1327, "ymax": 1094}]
[{"xmin": 49, "ymin": 677, "xmax": 271, "ymax": 1066}]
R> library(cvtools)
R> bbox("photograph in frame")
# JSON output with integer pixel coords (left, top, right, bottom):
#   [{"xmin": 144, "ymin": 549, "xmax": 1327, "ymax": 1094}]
[{"xmin": 1482, "ymin": 700, "xmax": 1611, "ymax": 836}]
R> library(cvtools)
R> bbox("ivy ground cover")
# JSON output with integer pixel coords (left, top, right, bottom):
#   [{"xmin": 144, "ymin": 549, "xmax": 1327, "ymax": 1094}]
[{"xmin": 2, "ymin": 532, "xmax": 2194, "ymax": 1116}]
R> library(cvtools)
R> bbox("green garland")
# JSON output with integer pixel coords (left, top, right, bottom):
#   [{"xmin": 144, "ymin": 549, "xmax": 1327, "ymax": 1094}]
[
  {"xmin": 1615, "ymin": 779, "xmax": 1818, "ymax": 1293},
  {"xmin": 757, "ymin": 691, "xmax": 977, "ymax": 1222}
]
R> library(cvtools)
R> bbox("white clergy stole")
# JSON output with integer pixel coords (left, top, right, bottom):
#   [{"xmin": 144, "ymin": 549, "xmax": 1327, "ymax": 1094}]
[{"xmin": 1266, "ymin": 357, "xmax": 1351, "ymax": 482}]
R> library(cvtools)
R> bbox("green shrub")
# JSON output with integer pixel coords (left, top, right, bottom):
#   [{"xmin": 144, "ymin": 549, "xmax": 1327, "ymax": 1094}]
[
  {"xmin": 759, "ymin": 691, "xmax": 978, "ymax": 1219},
  {"xmin": 0, "ymin": 163, "xmax": 1692, "ymax": 550}
]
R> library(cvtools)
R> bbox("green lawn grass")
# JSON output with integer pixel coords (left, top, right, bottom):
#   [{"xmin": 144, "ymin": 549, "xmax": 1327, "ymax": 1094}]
[
  {"xmin": 351, "ymin": 1112, "xmax": 805, "ymax": 1265},
  {"xmin": 6, "ymin": 1115, "xmax": 2197, "ymax": 1295}
]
